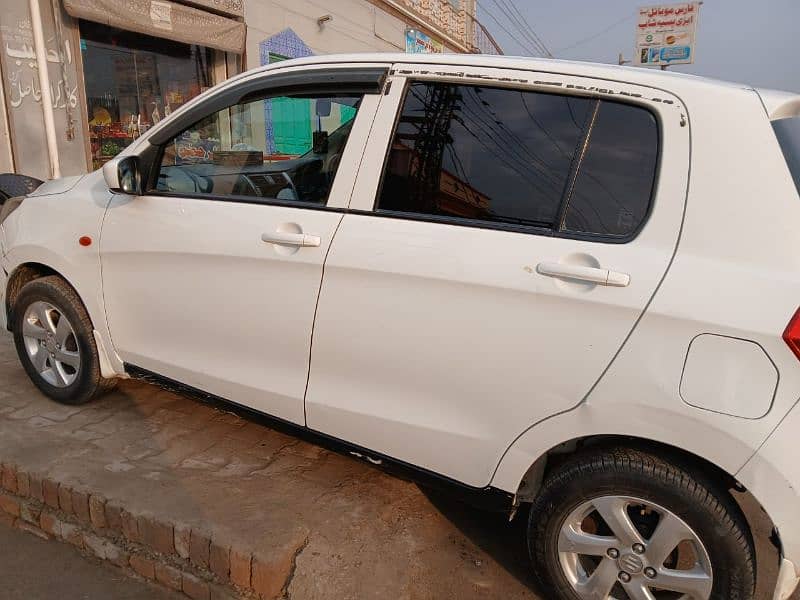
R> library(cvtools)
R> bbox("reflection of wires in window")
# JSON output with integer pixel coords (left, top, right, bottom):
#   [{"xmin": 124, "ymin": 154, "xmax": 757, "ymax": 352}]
[
  {"xmin": 407, "ymin": 86, "xmax": 550, "ymax": 208},
  {"xmin": 461, "ymin": 92, "xmax": 565, "ymax": 192},
  {"xmin": 457, "ymin": 95, "xmax": 564, "ymax": 194},
  {"xmin": 464, "ymin": 88, "xmax": 623, "ymax": 230},
  {"xmin": 475, "ymin": 92, "xmax": 579, "ymax": 190},
  {"xmin": 450, "ymin": 112, "xmax": 555, "ymax": 204},
  {"xmin": 519, "ymin": 92, "xmax": 626, "ymax": 217}
]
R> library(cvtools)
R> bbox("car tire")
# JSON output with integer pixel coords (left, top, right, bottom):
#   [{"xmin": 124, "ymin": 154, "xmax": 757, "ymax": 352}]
[
  {"xmin": 527, "ymin": 445, "xmax": 755, "ymax": 600},
  {"xmin": 11, "ymin": 276, "xmax": 115, "ymax": 405}
]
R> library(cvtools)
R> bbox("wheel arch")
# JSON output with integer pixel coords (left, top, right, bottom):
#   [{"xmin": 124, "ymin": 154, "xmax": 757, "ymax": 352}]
[
  {"xmin": 509, "ymin": 432, "xmax": 784, "ymax": 590},
  {"xmin": 3, "ymin": 261, "xmax": 122, "ymax": 378},
  {"xmin": 512, "ymin": 434, "xmax": 739, "ymax": 505},
  {"xmin": 4, "ymin": 262, "xmax": 61, "ymax": 330}
]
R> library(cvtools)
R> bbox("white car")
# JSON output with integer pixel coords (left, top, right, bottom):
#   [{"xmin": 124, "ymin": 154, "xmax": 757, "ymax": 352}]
[{"xmin": 2, "ymin": 53, "xmax": 800, "ymax": 600}]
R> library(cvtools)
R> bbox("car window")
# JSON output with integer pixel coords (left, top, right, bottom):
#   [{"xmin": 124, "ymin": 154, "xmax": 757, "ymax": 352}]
[
  {"xmin": 377, "ymin": 81, "xmax": 659, "ymax": 240},
  {"xmin": 377, "ymin": 82, "xmax": 594, "ymax": 229},
  {"xmin": 562, "ymin": 100, "xmax": 659, "ymax": 238},
  {"xmin": 773, "ymin": 116, "xmax": 800, "ymax": 197},
  {"xmin": 155, "ymin": 93, "xmax": 363, "ymax": 205}
]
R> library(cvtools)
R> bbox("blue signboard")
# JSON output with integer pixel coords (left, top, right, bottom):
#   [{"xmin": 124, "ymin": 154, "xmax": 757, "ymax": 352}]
[
  {"xmin": 644, "ymin": 45, "xmax": 692, "ymax": 64},
  {"xmin": 405, "ymin": 28, "xmax": 443, "ymax": 54}
]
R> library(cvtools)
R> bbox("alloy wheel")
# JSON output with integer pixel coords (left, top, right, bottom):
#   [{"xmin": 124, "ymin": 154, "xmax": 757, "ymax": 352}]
[
  {"xmin": 558, "ymin": 495, "xmax": 713, "ymax": 600},
  {"xmin": 21, "ymin": 300, "xmax": 81, "ymax": 388}
]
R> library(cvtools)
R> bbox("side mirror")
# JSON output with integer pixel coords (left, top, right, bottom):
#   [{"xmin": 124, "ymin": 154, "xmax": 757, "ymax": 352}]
[{"xmin": 103, "ymin": 156, "xmax": 141, "ymax": 195}]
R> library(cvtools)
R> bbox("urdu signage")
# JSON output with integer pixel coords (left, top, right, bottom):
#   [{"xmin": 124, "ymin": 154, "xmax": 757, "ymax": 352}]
[
  {"xmin": 405, "ymin": 28, "xmax": 443, "ymax": 54},
  {"xmin": 635, "ymin": 2, "xmax": 700, "ymax": 67}
]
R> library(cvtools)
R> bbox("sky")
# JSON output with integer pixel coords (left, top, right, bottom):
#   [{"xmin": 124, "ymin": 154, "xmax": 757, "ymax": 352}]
[{"xmin": 477, "ymin": 0, "xmax": 800, "ymax": 92}]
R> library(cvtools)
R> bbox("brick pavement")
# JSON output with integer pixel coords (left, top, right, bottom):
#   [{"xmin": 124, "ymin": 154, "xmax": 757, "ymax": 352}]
[
  {"xmin": 0, "ymin": 331, "xmax": 539, "ymax": 599},
  {"xmin": 0, "ymin": 329, "xmax": 796, "ymax": 599}
]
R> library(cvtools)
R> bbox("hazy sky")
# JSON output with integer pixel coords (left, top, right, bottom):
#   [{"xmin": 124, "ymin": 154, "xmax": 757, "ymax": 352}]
[{"xmin": 477, "ymin": 0, "xmax": 799, "ymax": 92}]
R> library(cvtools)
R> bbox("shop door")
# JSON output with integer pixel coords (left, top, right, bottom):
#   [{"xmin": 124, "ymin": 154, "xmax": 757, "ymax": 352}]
[{"xmin": 269, "ymin": 53, "xmax": 312, "ymax": 155}]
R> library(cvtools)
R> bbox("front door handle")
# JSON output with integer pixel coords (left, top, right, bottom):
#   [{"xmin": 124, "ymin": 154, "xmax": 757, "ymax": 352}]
[
  {"xmin": 261, "ymin": 231, "xmax": 321, "ymax": 247},
  {"xmin": 536, "ymin": 262, "xmax": 630, "ymax": 287}
]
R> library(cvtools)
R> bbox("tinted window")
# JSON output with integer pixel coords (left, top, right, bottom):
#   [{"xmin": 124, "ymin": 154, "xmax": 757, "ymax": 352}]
[
  {"xmin": 773, "ymin": 117, "xmax": 800, "ymax": 197},
  {"xmin": 155, "ymin": 94, "xmax": 362, "ymax": 205},
  {"xmin": 378, "ymin": 81, "xmax": 660, "ymax": 241},
  {"xmin": 378, "ymin": 82, "xmax": 594, "ymax": 229},
  {"xmin": 563, "ymin": 101, "xmax": 659, "ymax": 237}
]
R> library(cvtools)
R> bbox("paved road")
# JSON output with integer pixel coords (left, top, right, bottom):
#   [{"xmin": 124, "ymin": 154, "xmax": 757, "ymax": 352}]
[
  {"xmin": 0, "ymin": 521, "xmax": 180, "ymax": 599},
  {"xmin": 0, "ymin": 330, "xmax": 796, "ymax": 599}
]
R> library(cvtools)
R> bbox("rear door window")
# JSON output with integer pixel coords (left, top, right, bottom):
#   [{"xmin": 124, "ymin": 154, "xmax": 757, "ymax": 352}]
[
  {"xmin": 562, "ymin": 101, "xmax": 659, "ymax": 237},
  {"xmin": 377, "ymin": 81, "xmax": 659, "ymax": 241},
  {"xmin": 773, "ymin": 117, "xmax": 800, "ymax": 196},
  {"xmin": 378, "ymin": 82, "xmax": 594, "ymax": 230}
]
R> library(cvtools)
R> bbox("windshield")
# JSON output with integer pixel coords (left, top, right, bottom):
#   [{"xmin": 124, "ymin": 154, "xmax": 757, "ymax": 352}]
[{"xmin": 773, "ymin": 116, "xmax": 800, "ymax": 197}]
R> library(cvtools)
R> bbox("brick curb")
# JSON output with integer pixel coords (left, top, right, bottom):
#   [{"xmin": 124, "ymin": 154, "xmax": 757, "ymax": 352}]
[{"xmin": 0, "ymin": 461, "xmax": 306, "ymax": 600}]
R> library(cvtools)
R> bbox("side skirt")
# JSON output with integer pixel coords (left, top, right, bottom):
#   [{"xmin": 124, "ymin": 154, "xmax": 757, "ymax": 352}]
[{"xmin": 125, "ymin": 364, "xmax": 514, "ymax": 513}]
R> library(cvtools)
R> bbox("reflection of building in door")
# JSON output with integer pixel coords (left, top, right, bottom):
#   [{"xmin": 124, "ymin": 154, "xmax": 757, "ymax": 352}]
[
  {"xmin": 259, "ymin": 34, "xmax": 360, "ymax": 157},
  {"xmin": 268, "ymin": 52, "xmax": 312, "ymax": 155},
  {"xmin": 259, "ymin": 31, "xmax": 314, "ymax": 156}
]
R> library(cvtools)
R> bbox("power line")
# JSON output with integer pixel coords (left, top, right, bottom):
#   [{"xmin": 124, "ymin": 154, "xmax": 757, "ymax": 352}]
[
  {"xmin": 476, "ymin": 2, "xmax": 544, "ymax": 57},
  {"xmin": 556, "ymin": 13, "xmax": 636, "ymax": 55},
  {"xmin": 485, "ymin": 0, "xmax": 544, "ymax": 56},
  {"xmin": 493, "ymin": 0, "xmax": 553, "ymax": 58}
]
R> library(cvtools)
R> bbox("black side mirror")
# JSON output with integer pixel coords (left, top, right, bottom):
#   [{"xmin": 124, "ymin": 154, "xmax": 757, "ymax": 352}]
[{"xmin": 118, "ymin": 157, "xmax": 141, "ymax": 195}]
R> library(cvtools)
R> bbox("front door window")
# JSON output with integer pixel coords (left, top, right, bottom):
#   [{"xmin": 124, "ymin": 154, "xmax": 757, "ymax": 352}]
[{"xmin": 154, "ymin": 93, "xmax": 364, "ymax": 205}]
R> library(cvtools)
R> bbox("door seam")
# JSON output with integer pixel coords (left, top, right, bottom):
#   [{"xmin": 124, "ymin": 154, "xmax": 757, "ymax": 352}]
[{"xmin": 302, "ymin": 212, "xmax": 345, "ymax": 425}]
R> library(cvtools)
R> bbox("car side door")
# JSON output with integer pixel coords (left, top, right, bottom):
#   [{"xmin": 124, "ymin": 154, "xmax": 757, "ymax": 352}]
[
  {"xmin": 305, "ymin": 64, "xmax": 689, "ymax": 486},
  {"xmin": 100, "ymin": 65, "xmax": 386, "ymax": 425}
]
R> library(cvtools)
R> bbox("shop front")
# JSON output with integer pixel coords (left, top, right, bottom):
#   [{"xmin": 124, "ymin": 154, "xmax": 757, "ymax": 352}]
[
  {"xmin": 0, "ymin": 0, "xmax": 244, "ymax": 179},
  {"xmin": 80, "ymin": 22, "xmax": 216, "ymax": 169}
]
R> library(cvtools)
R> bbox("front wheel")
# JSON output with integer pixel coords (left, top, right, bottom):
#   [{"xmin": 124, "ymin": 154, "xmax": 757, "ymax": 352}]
[
  {"xmin": 527, "ymin": 446, "xmax": 755, "ymax": 600},
  {"xmin": 11, "ymin": 275, "xmax": 115, "ymax": 405}
]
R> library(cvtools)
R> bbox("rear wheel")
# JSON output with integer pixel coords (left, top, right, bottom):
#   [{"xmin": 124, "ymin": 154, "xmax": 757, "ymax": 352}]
[
  {"xmin": 11, "ymin": 276, "xmax": 115, "ymax": 405},
  {"xmin": 527, "ymin": 446, "xmax": 755, "ymax": 600}
]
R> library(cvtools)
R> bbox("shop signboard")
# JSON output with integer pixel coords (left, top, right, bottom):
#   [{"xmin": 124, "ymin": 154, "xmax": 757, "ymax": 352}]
[
  {"xmin": 0, "ymin": 0, "xmax": 86, "ymax": 178},
  {"xmin": 635, "ymin": 2, "xmax": 700, "ymax": 66},
  {"xmin": 405, "ymin": 28, "xmax": 443, "ymax": 54}
]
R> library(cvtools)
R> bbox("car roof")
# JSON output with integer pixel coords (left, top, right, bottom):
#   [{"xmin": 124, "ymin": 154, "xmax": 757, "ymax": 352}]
[
  {"xmin": 242, "ymin": 52, "xmax": 766, "ymax": 96},
  {"xmin": 756, "ymin": 87, "xmax": 800, "ymax": 120},
  {"xmin": 127, "ymin": 52, "xmax": 798, "ymax": 156}
]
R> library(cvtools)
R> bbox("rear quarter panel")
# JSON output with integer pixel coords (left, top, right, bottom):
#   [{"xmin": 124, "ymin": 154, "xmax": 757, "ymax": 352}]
[{"xmin": 493, "ymin": 81, "xmax": 800, "ymax": 518}]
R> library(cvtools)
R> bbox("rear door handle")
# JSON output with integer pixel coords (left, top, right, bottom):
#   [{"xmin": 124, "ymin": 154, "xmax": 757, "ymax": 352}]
[
  {"xmin": 261, "ymin": 231, "xmax": 321, "ymax": 247},
  {"xmin": 536, "ymin": 262, "xmax": 630, "ymax": 287}
]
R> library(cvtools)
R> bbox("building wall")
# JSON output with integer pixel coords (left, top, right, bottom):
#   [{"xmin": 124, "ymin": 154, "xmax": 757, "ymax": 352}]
[
  {"xmin": 244, "ymin": 0, "xmax": 412, "ymax": 71},
  {"xmin": 0, "ymin": 0, "xmax": 89, "ymax": 180},
  {"xmin": 0, "ymin": 61, "xmax": 15, "ymax": 172},
  {"xmin": 0, "ymin": 0, "xmax": 469, "ymax": 179}
]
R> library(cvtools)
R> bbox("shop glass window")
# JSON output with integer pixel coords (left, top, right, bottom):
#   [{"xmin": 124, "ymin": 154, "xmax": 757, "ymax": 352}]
[
  {"xmin": 562, "ymin": 101, "xmax": 659, "ymax": 238},
  {"xmin": 378, "ymin": 81, "xmax": 659, "ymax": 240},
  {"xmin": 80, "ymin": 21, "xmax": 214, "ymax": 170},
  {"xmin": 377, "ymin": 82, "xmax": 594, "ymax": 229},
  {"xmin": 155, "ymin": 93, "xmax": 363, "ymax": 205}
]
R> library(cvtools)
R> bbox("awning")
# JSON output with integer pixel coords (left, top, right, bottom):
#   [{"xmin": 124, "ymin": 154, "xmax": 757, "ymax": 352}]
[
  {"xmin": 63, "ymin": 0, "xmax": 246, "ymax": 53},
  {"xmin": 177, "ymin": 0, "xmax": 243, "ymax": 19}
]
